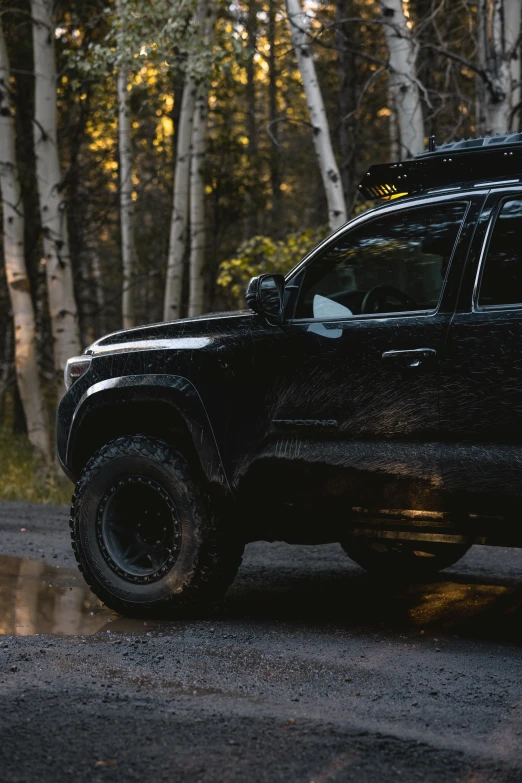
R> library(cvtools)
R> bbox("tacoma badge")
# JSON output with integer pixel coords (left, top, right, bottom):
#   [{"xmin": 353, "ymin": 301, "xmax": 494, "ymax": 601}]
[{"xmin": 272, "ymin": 419, "xmax": 338, "ymax": 428}]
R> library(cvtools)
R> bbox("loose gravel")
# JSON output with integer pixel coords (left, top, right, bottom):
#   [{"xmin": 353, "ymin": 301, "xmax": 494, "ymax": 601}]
[{"xmin": 2, "ymin": 500, "xmax": 522, "ymax": 782}]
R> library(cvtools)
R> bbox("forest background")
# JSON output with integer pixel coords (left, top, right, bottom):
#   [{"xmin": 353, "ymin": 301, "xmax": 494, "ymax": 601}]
[{"xmin": 0, "ymin": 0, "xmax": 520, "ymax": 502}]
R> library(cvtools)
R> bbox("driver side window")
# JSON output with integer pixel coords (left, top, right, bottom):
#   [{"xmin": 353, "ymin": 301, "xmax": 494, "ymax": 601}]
[{"xmin": 294, "ymin": 201, "xmax": 467, "ymax": 320}]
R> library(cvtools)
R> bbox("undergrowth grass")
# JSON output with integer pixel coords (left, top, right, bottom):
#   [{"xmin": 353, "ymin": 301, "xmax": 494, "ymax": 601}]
[{"xmin": 0, "ymin": 422, "xmax": 72, "ymax": 506}]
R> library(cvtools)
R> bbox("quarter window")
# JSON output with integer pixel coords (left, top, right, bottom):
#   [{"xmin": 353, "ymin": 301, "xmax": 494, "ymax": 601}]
[
  {"xmin": 295, "ymin": 202, "xmax": 467, "ymax": 320},
  {"xmin": 478, "ymin": 199, "xmax": 522, "ymax": 308}
]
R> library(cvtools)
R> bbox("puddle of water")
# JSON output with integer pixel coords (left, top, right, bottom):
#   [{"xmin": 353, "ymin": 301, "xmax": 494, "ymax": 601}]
[
  {"xmin": 0, "ymin": 556, "xmax": 176, "ymax": 637},
  {"xmin": 0, "ymin": 555, "xmax": 117, "ymax": 636}
]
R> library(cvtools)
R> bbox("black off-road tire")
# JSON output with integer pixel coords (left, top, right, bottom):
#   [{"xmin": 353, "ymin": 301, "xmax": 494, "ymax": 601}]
[
  {"xmin": 70, "ymin": 435, "xmax": 244, "ymax": 618},
  {"xmin": 342, "ymin": 536, "xmax": 471, "ymax": 581}
]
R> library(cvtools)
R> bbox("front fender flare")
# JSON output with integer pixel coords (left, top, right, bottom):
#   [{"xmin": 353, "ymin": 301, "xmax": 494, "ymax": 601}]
[{"xmin": 66, "ymin": 374, "xmax": 230, "ymax": 491}]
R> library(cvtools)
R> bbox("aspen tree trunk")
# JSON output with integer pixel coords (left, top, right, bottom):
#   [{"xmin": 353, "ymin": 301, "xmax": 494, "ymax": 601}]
[
  {"xmin": 116, "ymin": 0, "xmax": 136, "ymax": 329},
  {"xmin": 188, "ymin": 0, "xmax": 216, "ymax": 317},
  {"xmin": 163, "ymin": 76, "xmax": 196, "ymax": 321},
  {"xmin": 117, "ymin": 63, "xmax": 135, "ymax": 328},
  {"xmin": 187, "ymin": 88, "xmax": 208, "ymax": 317},
  {"xmin": 477, "ymin": 0, "xmax": 522, "ymax": 135},
  {"xmin": 172, "ymin": 70, "xmax": 184, "ymax": 165},
  {"xmin": 89, "ymin": 238, "xmax": 107, "ymax": 337},
  {"xmin": 31, "ymin": 0, "xmax": 81, "ymax": 389},
  {"xmin": 0, "ymin": 17, "xmax": 51, "ymax": 460},
  {"xmin": 378, "ymin": 0, "xmax": 425, "ymax": 157},
  {"xmin": 285, "ymin": 0, "xmax": 347, "ymax": 231},
  {"xmin": 268, "ymin": 0, "xmax": 282, "ymax": 232},
  {"xmin": 245, "ymin": 0, "xmax": 258, "ymax": 236},
  {"xmin": 335, "ymin": 0, "xmax": 357, "ymax": 213},
  {"xmin": 388, "ymin": 83, "xmax": 401, "ymax": 162},
  {"xmin": 484, "ymin": 0, "xmax": 513, "ymax": 134},
  {"xmin": 477, "ymin": 5, "xmax": 489, "ymax": 136},
  {"xmin": 505, "ymin": 0, "xmax": 522, "ymax": 131}
]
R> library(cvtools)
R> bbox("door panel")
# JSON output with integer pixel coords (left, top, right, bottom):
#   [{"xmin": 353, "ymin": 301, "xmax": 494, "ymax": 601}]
[
  {"xmin": 237, "ymin": 196, "xmax": 479, "ymax": 525},
  {"xmin": 252, "ymin": 314, "xmax": 447, "ymax": 512},
  {"xmin": 440, "ymin": 191, "xmax": 522, "ymax": 513}
]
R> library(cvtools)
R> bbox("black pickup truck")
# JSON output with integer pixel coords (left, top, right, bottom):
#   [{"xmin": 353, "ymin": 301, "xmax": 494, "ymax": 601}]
[{"xmin": 58, "ymin": 134, "xmax": 522, "ymax": 617}]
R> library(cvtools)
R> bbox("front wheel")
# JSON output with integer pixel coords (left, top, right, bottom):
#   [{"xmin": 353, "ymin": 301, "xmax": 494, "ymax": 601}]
[
  {"xmin": 341, "ymin": 536, "xmax": 472, "ymax": 581},
  {"xmin": 70, "ymin": 435, "xmax": 243, "ymax": 618}
]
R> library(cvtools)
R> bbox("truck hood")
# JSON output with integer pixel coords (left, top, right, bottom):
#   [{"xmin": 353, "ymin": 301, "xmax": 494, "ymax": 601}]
[{"xmin": 85, "ymin": 310, "xmax": 254, "ymax": 357}]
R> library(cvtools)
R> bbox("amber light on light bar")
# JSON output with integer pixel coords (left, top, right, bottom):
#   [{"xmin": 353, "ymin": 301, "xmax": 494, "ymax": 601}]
[{"xmin": 384, "ymin": 192, "xmax": 409, "ymax": 201}]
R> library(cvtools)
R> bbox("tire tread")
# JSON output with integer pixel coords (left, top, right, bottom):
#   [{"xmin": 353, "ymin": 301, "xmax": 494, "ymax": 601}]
[{"xmin": 69, "ymin": 435, "xmax": 243, "ymax": 617}]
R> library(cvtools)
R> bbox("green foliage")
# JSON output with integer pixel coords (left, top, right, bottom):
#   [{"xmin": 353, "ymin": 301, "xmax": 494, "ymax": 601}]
[
  {"xmin": 66, "ymin": 0, "xmax": 214, "ymax": 83},
  {"xmin": 0, "ymin": 423, "xmax": 72, "ymax": 505},
  {"xmin": 217, "ymin": 226, "xmax": 328, "ymax": 304}
]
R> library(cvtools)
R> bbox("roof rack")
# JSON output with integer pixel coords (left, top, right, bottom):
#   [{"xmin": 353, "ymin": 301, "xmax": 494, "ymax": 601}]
[{"xmin": 359, "ymin": 133, "xmax": 522, "ymax": 201}]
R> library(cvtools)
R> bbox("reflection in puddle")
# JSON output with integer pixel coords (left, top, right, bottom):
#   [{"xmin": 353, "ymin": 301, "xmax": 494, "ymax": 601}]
[
  {"xmin": 226, "ymin": 567, "xmax": 522, "ymax": 641},
  {"xmin": 403, "ymin": 580, "xmax": 515, "ymax": 631},
  {"xmin": 0, "ymin": 555, "xmax": 116, "ymax": 636}
]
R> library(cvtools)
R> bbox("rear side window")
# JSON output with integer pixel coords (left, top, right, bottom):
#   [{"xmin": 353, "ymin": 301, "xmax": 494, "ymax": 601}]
[{"xmin": 479, "ymin": 199, "xmax": 522, "ymax": 307}]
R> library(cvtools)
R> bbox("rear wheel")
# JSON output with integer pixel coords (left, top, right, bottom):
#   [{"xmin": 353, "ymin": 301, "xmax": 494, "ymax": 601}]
[
  {"xmin": 342, "ymin": 536, "xmax": 472, "ymax": 580},
  {"xmin": 70, "ymin": 435, "xmax": 243, "ymax": 618}
]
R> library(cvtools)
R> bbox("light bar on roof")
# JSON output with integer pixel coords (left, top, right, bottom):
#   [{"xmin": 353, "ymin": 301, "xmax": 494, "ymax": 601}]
[{"xmin": 359, "ymin": 133, "xmax": 522, "ymax": 201}]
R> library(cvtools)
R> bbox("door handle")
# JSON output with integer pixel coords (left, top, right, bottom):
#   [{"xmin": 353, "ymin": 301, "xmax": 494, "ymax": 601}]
[{"xmin": 382, "ymin": 348, "xmax": 437, "ymax": 369}]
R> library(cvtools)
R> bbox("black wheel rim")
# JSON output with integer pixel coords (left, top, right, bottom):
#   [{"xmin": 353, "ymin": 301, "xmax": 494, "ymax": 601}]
[{"xmin": 96, "ymin": 477, "xmax": 182, "ymax": 584}]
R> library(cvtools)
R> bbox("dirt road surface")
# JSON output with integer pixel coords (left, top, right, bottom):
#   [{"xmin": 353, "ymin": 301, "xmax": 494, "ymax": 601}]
[{"xmin": 2, "ymin": 500, "xmax": 522, "ymax": 782}]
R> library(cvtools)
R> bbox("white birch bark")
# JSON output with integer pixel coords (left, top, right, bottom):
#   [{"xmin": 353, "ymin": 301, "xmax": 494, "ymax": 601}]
[
  {"xmin": 484, "ymin": 0, "xmax": 513, "ymax": 134},
  {"xmin": 117, "ymin": 64, "xmax": 135, "ymax": 328},
  {"xmin": 285, "ymin": 0, "xmax": 347, "ymax": 231},
  {"xmin": 89, "ymin": 237, "xmax": 107, "ymax": 337},
  {"xmin": 378, "ymin": 0, "xmax": 425, "ymax": 158},
  {"xmin": 31, "ymin": 0, "xmax": 81, "ymax": 385},
  {"xmin": 477, "ymin": 4, "xmax": 489, "ymax": 136},
  {"xmin": 188, "ymin": 0, "xmax": 216, "ymax": 317},
  {"xmin": 0, "ymin": 17, "xmax": 51, "ymax": 460},
  {"xmin": 188, "ymin": 87, "xmax": 208, "ymax": 317},
  {"xmin": 116, "ymin": 0, "xmax": 136, "ymax": 329},
  {"xmin": 388, "ymin": 82, "xmax": 401, "ymax": 161},
  {"xmin": 477, "ymin": 0, "xmax": 522, "ymax": 134},
  {"xmin": 163, "ymin": 75, "xmax": 196, "ymax": 321},
  {"xmin": 504, "ymin": 0, "xmax": 521, "ymax": 131}
]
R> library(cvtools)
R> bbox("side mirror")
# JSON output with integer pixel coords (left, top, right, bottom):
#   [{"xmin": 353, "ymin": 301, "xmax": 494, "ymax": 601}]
[{"xmin": 245, "ymin": 274, "xmax": 285, "ymax": 324}]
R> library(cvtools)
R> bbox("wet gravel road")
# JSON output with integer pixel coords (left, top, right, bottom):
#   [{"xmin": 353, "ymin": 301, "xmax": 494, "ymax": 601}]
[{"xmin": 2, "ymin": 501, "xmax": 522, "ymax": 782}]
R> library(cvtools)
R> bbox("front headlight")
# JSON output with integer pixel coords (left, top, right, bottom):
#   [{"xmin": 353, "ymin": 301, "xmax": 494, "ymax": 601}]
[{"xmin": 64, "ymin": 356, "xmax": 92, "ymax": 390}]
